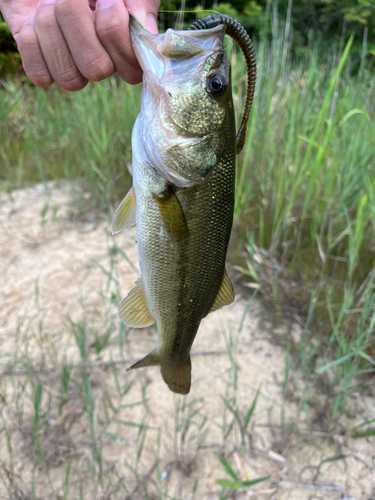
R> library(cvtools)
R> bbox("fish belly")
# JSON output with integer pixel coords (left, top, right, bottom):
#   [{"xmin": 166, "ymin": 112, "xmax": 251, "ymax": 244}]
[{"xmin": 133, "ymin": 145, "xmax": 235, "ymax": 365}]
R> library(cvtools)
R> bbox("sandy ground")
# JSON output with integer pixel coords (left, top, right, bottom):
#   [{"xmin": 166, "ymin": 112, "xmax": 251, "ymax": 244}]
[{"xmin": 0, "ymin": 181, "xmax": 374, "ymax": 500}]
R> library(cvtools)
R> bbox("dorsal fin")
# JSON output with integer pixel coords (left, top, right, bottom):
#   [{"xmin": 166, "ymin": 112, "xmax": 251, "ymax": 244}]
[
  {"xmin": 210, "ymin": 270, "xmax": 235, "ymax": 313},
  {"xmin": 118, "ymin": 279, "xmax": 154, "ymax": 328}
]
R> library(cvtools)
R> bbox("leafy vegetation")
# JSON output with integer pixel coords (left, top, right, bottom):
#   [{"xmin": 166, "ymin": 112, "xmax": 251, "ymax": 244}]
[
  {"xmin": 1, "ymin": 6, "xmax": 374, "ymax": 401},
  {"xmin": 0, "ymin": 5, "xmax": 374, "ymax": 497},
  {"xmin": 160, "ymin": 0, "xmax": 375, "ymax": 56},
  {"xmin": 0, "ymin": 77, "xmax": 139, "ymax": 209},
  {"xmin": 1, "ymin": 212, "xmax": 367, "ymax": 498},
  {"xmin": 231, "ymin": 21, "xmax": 374, "ymax": 411},
  {"xmin": 1, "ymin": 1, "xmax": 375, "ymax": 76},
  {"xmin": 0, "ymin": 14, "xmax": 21, "ymax": 75}
]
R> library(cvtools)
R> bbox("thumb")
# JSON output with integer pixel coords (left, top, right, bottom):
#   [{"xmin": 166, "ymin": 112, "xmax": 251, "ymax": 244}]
[
  {"xmin": 0, "ymin": 2, "xmax": 37, "ymax": 40},
  {"xmin": 124, "ymin": 0, "xmax": 160, "ymax": 34}
]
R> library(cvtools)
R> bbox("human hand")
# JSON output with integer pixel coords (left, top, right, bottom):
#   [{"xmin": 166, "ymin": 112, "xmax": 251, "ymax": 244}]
[{"xmin": 0, "ymin": 0, "xmax": 159, "ymax": 90}]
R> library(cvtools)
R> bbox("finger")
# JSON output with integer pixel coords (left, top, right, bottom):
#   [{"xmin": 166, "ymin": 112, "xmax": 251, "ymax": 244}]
[
  {"xmin": 34, "ymin": 0, "xmax": 88, "ymax": 91},
  {"xmin": 55, "ymin": 0, "xmax": 115, "ymax": 82},
  {"xmin": 95, "ymin": 0, "xmax": 142, "ymax": 85},
  {"xmin": 0, "ymin": 2, "xmax": 37, "ymax": 40},
  {"xmin": 124, "ymin": 0, "xmax": 160, "ymax": 34},
  {"xmin": 17, "ymin": 15, "xmax": 54, "ymax": 87}
]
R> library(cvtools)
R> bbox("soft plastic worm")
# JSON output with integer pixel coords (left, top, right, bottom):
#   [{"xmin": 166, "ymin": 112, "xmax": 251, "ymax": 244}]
[{"xmin": 188, "ymin": 14, "xmax": 257, "ymax": 154}]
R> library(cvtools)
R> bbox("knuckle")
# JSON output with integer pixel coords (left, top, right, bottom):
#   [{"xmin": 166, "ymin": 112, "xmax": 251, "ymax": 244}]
[
  {"xmin": 96, "ymin": 16, "xmax": 123, "ymax": 40},
  {"xmin": 35, "ymin": 9, "xmax": 56, "ymax": 32},
  {"xmin": 17, "ymin": 27, "xmax": 37, "ymax": 52},
  {"xmin": 81, "ymin": 53, "xmax": 114, "ymax": 81},
  {"xmin": 55, "ymin": 0, "xmax": 76, "ymax": 21}
]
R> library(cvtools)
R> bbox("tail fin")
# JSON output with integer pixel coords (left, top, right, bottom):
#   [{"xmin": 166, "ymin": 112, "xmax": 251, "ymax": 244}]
[
  {"xmin": 128, "ymin": 351, "xmax": 191, "ymax": 395},
  {"xmin": 161, "ymin": 358, "xmax": 191, "ymax": 395}
]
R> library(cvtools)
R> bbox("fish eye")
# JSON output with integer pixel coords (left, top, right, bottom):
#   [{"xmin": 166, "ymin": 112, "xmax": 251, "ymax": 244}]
[{"xmin": 207, "ymin": 74, "xmax": 227, "ymax": 96}]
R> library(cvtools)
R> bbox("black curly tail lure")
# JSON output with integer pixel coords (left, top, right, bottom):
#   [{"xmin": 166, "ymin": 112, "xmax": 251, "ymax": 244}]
[{"xmin": 188, "ymin": 14, "xmax": 257, "ymax": 154}]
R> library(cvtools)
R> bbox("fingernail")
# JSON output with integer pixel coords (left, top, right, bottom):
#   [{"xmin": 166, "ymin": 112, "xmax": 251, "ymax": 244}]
[
  {"xmin": 146, "ymin": 15, "xmax": 158, "ymax": 34},
  {"xmin": 96, "ymin": 0, "xmax": 115, "ymax": 10},
  {"xmin": 39, "ymin": 0, "xmax": 57, "ymax": 4},
  {"xmin": 25, "ymin": 15, "xmax": 36, "ymax": 25}
]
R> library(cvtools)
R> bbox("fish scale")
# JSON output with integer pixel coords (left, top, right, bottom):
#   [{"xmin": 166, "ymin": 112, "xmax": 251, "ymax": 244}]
[
  {"xmin": 112, "ymin": 15, "xmax": 256, "ymax": 394},
  {"xmin": 134, "ymin": 116, "xmax": 235, "ymax": 391}
]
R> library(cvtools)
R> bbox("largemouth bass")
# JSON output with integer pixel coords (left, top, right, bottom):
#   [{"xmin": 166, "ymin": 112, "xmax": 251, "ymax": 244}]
[{"xmin": 112, "ymin": 15, "xmax": 256, "ymax": 394}]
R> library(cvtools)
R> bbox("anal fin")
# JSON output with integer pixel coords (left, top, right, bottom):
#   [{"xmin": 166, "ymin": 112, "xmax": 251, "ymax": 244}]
[
  {"xmin": 119, "ymin": 278, "xmax": 155, "ymax": 328},
  {"xmin": 153, "ymin": 186, "xmax": 189, "ymax": 242},
  {"xmin": 127, "ymin": 349, "xmax": 161, "ymax": 370},
  {"xmin": 111, "ymin": 186, "xmax": 136, "ymax": 235},
  {"xmin": 210, "ymin": 270, "xmax": 235, "ymax": 313}
]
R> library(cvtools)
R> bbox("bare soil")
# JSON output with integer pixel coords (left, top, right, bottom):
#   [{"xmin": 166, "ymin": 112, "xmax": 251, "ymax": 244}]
[{"xmin": 0, "ymin": 182, "xmax": 374, "ymax": 500}]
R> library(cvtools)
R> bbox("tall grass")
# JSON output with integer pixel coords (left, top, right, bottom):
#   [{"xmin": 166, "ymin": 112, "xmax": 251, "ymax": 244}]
[
  {"xmin": 0, "ymin": 77, "xmax": 140, "ymax": 209},
  {"xmin": 1, "ymin": 10, "xmax": 374, "ymax": 409},
  {"xmin": 232, "ymin": 16, "xmax": 375, "ymax": 410}
]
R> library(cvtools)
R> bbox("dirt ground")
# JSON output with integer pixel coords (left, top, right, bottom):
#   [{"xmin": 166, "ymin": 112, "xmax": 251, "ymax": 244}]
[{"xmin": 0, "ymin": 181, "xmax": 374, "ymax": 500}]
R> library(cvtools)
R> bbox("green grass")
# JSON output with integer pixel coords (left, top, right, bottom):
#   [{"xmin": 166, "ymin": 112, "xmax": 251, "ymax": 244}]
[
  {"xmin": 0, "ymin": 77, "xmax": 139, "ymax": 210},
  {"xmin": 231, "ymin": 20, "xmax": 375, "ymax": 413},
  {"xmin": 1, "ymin": 22, "xmax": 374, "ymax": 404},
  {"xmin": 0, "ymin": 187, "xmax": 373, "ymax": 499}
]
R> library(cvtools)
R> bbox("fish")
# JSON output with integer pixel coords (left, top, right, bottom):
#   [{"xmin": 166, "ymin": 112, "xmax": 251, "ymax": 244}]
[{"xmin": 112, "ymin": 15, "xmax": 256, "ymax": 394}]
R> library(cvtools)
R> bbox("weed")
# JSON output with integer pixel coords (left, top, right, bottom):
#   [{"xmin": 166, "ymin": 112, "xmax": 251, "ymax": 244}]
[
  {"xmin": 1, "ymin": 5, "xmax": 374, "ymax": 499},
  {"xmin": 214, "ymin": 452, "xmax": 269, "ymax": 491}
]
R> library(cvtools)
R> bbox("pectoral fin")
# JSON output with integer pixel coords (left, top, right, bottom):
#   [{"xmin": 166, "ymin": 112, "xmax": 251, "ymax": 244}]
[
  {"xmin": 111, "ymin": 186, "xmax": 136, "ymax": 235},
  {"xmin": 153, "ymin": 187, "xmax": 189, "ymax": 242},
  {"xmin": 118, "ymin": 278, "xmax": 155, "ymax": 328},
  {"xmin": 210, "ymin": 270, "xmax": 235, "ymax": 313}
]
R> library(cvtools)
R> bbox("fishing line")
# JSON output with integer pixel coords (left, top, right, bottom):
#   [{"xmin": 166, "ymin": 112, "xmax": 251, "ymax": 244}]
[
  {"xmin": 159, "ymin": 9, "xmax": 222, "ymax": 15},
  {"xmin": 158, "ymin": 9, "xmax": 257, "ymax": 33}
]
